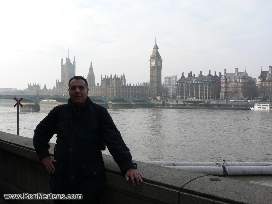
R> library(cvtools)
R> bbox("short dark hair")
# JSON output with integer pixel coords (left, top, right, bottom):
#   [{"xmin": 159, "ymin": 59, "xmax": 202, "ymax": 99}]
[{"xmin": 68, "ymin": 76, "xmax": 88, "ymax": 87}]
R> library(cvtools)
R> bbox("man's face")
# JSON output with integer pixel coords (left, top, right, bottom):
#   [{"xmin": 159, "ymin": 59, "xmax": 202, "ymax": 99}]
[{"xmin": 69, "ymin": 79, "xmax": 88, "ymax": 105}]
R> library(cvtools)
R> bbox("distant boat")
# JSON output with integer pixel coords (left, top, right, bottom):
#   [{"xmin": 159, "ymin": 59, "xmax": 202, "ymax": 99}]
[
  {"xmin": 250, "ymin": 103, "xmax": 272, "ymax": 111},
  {"xmin": 21, "ymin": 103, "xmax": 40, "ymax": 112},
  {"xmin": 41, "ymin": 99, "xmax": 57, "ymax": 103},
  {"xmin": 40, "ymin": 99, "xmax": 63, "ymax": 106}
]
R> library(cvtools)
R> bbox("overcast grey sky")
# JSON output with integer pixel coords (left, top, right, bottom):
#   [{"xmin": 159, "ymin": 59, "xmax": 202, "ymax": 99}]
[{"xmin": 0, "ymin": 0, "xmax": 271, "ymax": 89}]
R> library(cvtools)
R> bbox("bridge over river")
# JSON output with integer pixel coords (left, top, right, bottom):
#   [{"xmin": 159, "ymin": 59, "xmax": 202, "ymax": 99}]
[
  {"xmin": 0, "ymin": 94, "xmax": 69, "ymax": 103},
  {"xmin": 0, "ymin": 94, "xmax": 109, "ymax": 108}
]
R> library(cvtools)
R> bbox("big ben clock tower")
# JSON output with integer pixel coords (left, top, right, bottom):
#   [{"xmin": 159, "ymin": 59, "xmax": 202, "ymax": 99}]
[{"xmin": 150, "ymin": 39, "xmax": 162, "ymax": 98}]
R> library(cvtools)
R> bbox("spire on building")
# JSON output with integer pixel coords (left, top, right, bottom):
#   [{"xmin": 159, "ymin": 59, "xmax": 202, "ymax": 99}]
[
  {"xmin": 153, "ymin": 37, "xmax": 159, "ymax": 49},
  {"xmin": 151, "ymin": 38, "xmax": 161, "ymax": 58},
  {"xmin": 89, "ymin": 61, "xmax": 93, "ymax": 71},
  {"xmin": 87, "ymin": 61, "xmax": 95, "ymax": 87},
  {"xmin": 73, "ymin": 56, "xmax": 76, "ymax": 66},
  {"xmin": 60, "ymin": 51, "xmax": 76, "ymax": 93}
]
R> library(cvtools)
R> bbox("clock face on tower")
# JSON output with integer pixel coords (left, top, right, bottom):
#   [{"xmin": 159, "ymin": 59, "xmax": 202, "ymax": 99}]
[{"xmin": 151, "ymin": 59, "xmax": 156, "ymax": 66}]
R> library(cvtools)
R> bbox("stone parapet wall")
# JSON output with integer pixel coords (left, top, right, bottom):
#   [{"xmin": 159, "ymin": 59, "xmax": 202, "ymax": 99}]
[{"xmin": 0, "ymin": 131, "xmax": 271, "ymax": 204}]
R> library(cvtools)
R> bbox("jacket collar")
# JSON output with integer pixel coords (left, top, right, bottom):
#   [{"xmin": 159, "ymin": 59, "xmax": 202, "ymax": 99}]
[{"xmin": 68, "ymin": 97, "xmax": 92, "ymax": 109}]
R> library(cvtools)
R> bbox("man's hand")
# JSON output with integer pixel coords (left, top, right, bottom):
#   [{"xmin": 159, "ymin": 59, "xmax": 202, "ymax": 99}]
[
  {"xmin": 125, "ymin": 169, "xmax": 143, "ymax": 185},
  {"xmin": 41, "ymin": 156, "xmax": 56, "ymax": 174}
]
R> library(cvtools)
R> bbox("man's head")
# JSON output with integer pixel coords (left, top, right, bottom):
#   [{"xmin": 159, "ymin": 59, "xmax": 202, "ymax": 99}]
[{"xmin": 68, "ymin": 76, "xmax": 89, "ymax": 105}]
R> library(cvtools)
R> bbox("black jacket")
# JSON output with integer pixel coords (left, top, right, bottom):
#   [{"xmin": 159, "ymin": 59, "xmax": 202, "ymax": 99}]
[{"xmin": 33, "ymin": 98, "xmax": 136, "ymax": 194}]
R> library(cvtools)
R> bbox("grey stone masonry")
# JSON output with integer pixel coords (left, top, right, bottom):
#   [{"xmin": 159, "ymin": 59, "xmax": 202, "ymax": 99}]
[{"xmin": 1, "ymin": 131, "xmax": 272, "ymax": 204}]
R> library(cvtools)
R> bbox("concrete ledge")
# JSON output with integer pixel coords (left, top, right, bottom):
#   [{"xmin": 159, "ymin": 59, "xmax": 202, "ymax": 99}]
[{"xmin": 1, "ymin": 131, "xmax": 272, "ymax": 204}]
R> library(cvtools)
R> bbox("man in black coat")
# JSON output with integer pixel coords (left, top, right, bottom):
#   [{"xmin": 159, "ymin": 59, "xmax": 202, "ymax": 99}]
[{"xmin": 33, "ymin": 76, "xmax": 143, "ymax": 203}]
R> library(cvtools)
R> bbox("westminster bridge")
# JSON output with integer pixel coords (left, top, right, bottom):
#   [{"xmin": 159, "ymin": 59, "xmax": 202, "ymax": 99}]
[
  {"xmin": 0, "ymin": 94, "xmax": 70, "ymax": 103},
  {"xmin": 0, "ymin": 94, "xmax": 144, "ymax": 105}
]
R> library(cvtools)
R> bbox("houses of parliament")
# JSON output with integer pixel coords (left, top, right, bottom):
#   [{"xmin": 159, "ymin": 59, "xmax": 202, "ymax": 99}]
[
  {"xmin": 52, "ymin": 41, "xmax": 163, "ymax": 99},
  {"xmin": 25, "ymin": 41, "xmax": 272, "ymax": 101}
]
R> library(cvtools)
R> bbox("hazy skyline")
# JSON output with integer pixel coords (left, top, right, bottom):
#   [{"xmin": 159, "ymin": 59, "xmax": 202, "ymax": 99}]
[{"xmin": 0, "ymin": 0, "xmax": 271, "ymax": 89}]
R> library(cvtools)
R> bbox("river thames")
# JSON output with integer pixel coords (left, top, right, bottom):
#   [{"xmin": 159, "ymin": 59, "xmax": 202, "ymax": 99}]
[{"xmin": 0, "ymin": 99, "xmax": 272, "ymax": 163}]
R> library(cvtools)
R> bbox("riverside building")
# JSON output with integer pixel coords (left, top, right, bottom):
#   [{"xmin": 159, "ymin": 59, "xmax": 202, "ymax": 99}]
[
  {"xmin": 164, "ymin": 76, "xmax": 177, "ymax": 98},
  {"xmin": 176, "ymin": 70, "xmax": 221, "ymax": 100},
  {"xmin": 257, "ymin": 66, "xmax": 272, "ymax": 100},
  {"xmin": 220, "ymin": 68, "xmax": 257, "ymax": 100}
]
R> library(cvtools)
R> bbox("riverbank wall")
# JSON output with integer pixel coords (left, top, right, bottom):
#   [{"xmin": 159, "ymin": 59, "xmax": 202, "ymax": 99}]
[
  {"xmin": 0, "ymin": 131, "xmax": 271, "ymax": 204},
  {"xmin": 107, "ymin": 102, "xmax": 251, "ymax": 110}
]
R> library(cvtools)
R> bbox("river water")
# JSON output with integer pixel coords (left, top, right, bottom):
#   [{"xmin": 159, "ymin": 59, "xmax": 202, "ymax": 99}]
[{"xmin": 0, "ymin": 99, "xmax": 272, "ymax": 163}]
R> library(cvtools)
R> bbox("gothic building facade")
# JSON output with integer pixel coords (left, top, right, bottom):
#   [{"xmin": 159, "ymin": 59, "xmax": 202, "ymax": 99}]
[
  {"xmin": 89, "ymin": 74, "xmax": 149, "ymax": 98},
  {"xmin": 176, "ymin": 70, "xmax": 221, "ymax": 100},
  {"xmin": 87, "ymin": 62, "xmax": 96, "ymax": 88},
  {"xmin": 257, "ymin": 66, "xmax": 272, "ymax": 100},
  {"xmin": 87, "ymin": 41, "xmax": 163, "ymax": 99},
  {"xmin": 24, "ymin": 83, "xmax": 41, "ymax": 95},
  {"xmin": 150, "ymin": 40, "xmax": 162, "ymax": 98},
  {"xmin": 24, "ymin": 83, "xmax": 51, "ymax": 95},
  {"xmin": 46, "ymin": 41, "xmax": 163, "ymax": 98},
  {"xmin": 220, "ymin": 68, "xmax": 257, "ymax": 100},
  {"xmin": 54, "ymin": 56, "xmax": 76, "ymax": 95},
  {"xmin": 27, "ymin": 46, "xmax": 263, "ymax": 101}
]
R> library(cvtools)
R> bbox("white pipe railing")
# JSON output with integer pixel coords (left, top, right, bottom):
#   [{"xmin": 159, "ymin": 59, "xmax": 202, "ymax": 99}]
[{"xmin": 149, "ymin": 161, "xmax": 272, "ymax": 176}]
